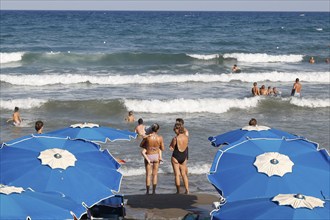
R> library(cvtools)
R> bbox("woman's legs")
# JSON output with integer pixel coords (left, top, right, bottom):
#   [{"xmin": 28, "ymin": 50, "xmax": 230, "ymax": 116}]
[
  {"xmin": 171, "ymin": 157, "xmax": 181, "ymax": 193},
  {"xmin": 145, "ymin": 160, "xmax": 152, "ymax": 194},
  {"xmin": 152, "ymin": 161, "xmax": 159, "ymax": 194},
  {"xmin": 179, "ymin": 160, "xmax": 189, "ymax": 194}
]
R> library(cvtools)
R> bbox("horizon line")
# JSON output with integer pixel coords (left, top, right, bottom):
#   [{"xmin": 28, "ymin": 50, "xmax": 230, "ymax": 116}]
[{"xmin": 1, "ymin": 9, "xmax": 329, "ymax": 12}]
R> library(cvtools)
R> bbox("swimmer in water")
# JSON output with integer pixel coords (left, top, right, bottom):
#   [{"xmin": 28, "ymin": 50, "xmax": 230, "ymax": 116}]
[{"xmin": 7, "ymin": 107, "xmax": 22, "ymax": 126}]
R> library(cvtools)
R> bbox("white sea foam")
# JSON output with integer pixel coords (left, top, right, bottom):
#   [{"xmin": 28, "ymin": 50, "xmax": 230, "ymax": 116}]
[
  {"xmin": 119, "ymin": 163, "xmax": 211, "ymax": 176},
  {"xmin": 188, "ymin": 163, "xmax": 211, "ymax": 175},
  {"xmin": 0, "ymin": 98, "xmax": 48, "ymax": 110},
  {"xmin": 1, "ymin": 71, "xmax": 328, "ymax": 86},
  {"xmin": 316, "ymin": 28, "xmax": 323, "ymax": 31},
  {"xmin": 186, "ymin": 54, "xmax": 220, "ymax": 60},
  {"xmin": 0, "ymin": 52, "xmax": 25, "ymax": 64},
  {"xmin": 288, "ymin": 97, "xmax": 330, "ymax": 108},
  {"xmin": 223, "ymin": 53, "xmax": 304, "ymax": 63},
  {"xmin": 118, "ymin": 167, "xmax": 146, "ymax": 176},
  {"xmin": 123, "ymin": 97, "xmax": 261, "ymax": 114}
]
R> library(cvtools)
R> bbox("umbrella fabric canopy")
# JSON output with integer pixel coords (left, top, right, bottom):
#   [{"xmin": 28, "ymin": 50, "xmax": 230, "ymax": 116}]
[
  {"xmin": 208, "ymin": 126, "xmax": 300, "ymax": 147},
  {"xmin": 44, "ymin": 123, "xmax": 137, "ymax": 143},
  {"xmin": 211, "ymin": 197, "xmax": 330, "ymax": 220},
  {"xmin": 208, "ymin": 138, "xmax": 330, "ymax": 202},
  {"xmin": 1, "ymin": 135, "xmax": 123, "ymax": 207},
  {"xmin": 0, "ymin": 185, "xmax": 86, "ymax": 220}
]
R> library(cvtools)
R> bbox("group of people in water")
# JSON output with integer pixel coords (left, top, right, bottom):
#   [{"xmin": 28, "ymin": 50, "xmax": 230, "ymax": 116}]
[
  {"xmin": 251, "ymin": 78, "xmax": 302, "ymax": 97},
  {"xmin": 251, "ymin": 82, "xmax": 281, "ymax": 97},
  {"xmin": 132, "ymin": 115, "xmax": 190, "ymax": 195}
]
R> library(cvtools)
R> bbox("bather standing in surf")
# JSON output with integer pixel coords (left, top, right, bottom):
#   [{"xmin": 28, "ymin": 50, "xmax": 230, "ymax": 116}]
[
  {"xmin": 170, "ymin": 123, "xmax": 189, "ymax": 194},
  {"xmin": 140, "ymin": 123, "xmax": 164, "ymax": 195}
]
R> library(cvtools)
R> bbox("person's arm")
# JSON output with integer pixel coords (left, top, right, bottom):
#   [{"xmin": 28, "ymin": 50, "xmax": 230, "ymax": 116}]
[
  {"xmin": 185, "ymin": 128, "xmax": 189, "ymax": 137},
  {"xmin": 169, "ymin": 137, "xmax": 176, "ymax": 151},
  {"xmin": 140, "ymin": 138, "xmax": 147, "ymax": 148},
  {"xmin": 159, "ymin": 136, "xmax": 165, "ymax": 151}
]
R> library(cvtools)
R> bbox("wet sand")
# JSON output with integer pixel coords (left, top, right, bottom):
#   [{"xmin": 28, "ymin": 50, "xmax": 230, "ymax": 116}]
[{"xmin": 124, "ymin": 193, "xmax": 219, "ymax": 219}]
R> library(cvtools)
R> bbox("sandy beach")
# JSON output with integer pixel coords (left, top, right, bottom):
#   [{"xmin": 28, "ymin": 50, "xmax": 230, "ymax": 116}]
[{"xmin": 124, "ymin": 193, "xmax": 219, "ymax": 219}]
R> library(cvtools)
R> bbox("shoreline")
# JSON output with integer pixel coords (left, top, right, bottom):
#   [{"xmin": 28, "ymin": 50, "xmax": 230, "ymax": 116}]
[{"xmin": 124, "ymin": 193, "xmax": 219, "ymax": 219}]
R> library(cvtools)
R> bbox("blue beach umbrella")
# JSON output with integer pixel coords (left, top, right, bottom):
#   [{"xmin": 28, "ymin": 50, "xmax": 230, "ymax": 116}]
[
  {"xmin": 45, "ymin": 122, "xmax": 137, "ymax": 143},
  {"xmin": 208, "ymin": 125, "xmax": 300, "ymax": 147},
  {"xmin": 211, "ymin": 196, "xmax": 330, "ymax": 220},
  {"xmin": 1, "ymin": 135, "xmax": 123, "ymax": 207},
  {"xmin": 208, "ymin": 138, "xmax": 330, "ymax": 202},
  {"xmin": 0, "ymin": 185, "xmax": 86, "ymax": 220}
]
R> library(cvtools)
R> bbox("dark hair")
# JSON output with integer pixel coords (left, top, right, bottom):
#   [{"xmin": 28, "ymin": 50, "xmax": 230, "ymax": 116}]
[
  {"xmin": 176, "ymin": 118, "xmax": 184, "ymax": 125},
  {"xmin": 128, "ymin": 111, "xmax": 133, "ymax": 115},
  {"xmin": 174, "ymin": 123, "xmax": 185, "ymax": 134},
  {"xmin": 296, "ymin": 78, "xmax": 299, "ymax": 82},
  {"xmin": 14, "ymin": 107, "xmax": 19, "ymax": 112},
  {"xmin": 249, "ymin": 118, "xmax": 257, "ymax": 126},
  {"xmin": 35, "ymin": 120, "xmax": 44, "ymax": 132},
  {"xmin": 151, "ymin": 123, "xmax": 160, "ymax": 132},
  {"xmin": 138, "ymin": 118, "xmax": 143, "ymax": 124}
]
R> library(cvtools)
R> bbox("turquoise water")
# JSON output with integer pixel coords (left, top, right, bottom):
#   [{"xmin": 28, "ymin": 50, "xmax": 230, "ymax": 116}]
[{"xmin": 1, "ymin": 11, "xmax": 329, "ymax": 195}]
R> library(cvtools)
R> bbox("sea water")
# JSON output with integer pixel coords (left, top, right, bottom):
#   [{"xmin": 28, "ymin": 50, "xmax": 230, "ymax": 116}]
[{"xmin": 1, "ymin": 11, "xmax": 329, "ymax": 195}]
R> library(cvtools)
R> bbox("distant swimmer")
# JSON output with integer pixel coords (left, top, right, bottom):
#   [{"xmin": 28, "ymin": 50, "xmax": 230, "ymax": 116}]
[
  {"xmin": 309, "ymin": 57, "xmax": 315, "ymax": 64},
  {"xmin": 267, "ymin": 86, "xmax": 273, "ymax": 96},
  {"xmin": 231, "ymin": 64, "xmax": 241, "ymax": 73},
  {"xmin": 249, "ymin": 118, "xmax": 257, "ymax": 126},
  {"xmin": 7, "ymin": 106, "xmax": 22, "ymax": 126},
  {"xmin": 125, "ymin": 111, "xmax": 135, "ymax": 123},
  {"xmin": 291, "ymin": 78, "xmax": 302, "ymax": 97},
  {"xmin": 252, "ymin": 82, "xmax": 260, "ymax": 96},
  {"xmin": 326, "ymin": 58, "xmax": 330, "ymax": 64},
  {"xmin": 35, "ymin": 120, "xmax": 44, "ymax": 134},
  {"xmin": 260, "ymin": 85, "xmax": 268, "ymax": 96},
  {"xmin": 272, "ymin": 87, "xmax": 281, "ymax": 96},
  {"xmin": 135, "ymin": 118, "xmax": 147, "ymax": 138}
]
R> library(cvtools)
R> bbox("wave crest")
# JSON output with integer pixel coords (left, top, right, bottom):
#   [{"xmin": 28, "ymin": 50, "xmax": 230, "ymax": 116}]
[
  {"xmin": 123, "ymin": 97, "xmax": 261, "ymax": 114},
  {"xmin": 0, "ymin": 98, "xmax": 48, "ymax": 110},
  {"xmin": 289, "ymin": 97, "xmax": 330, "ymax": 108},
  {"xmin": 186, "ymin": 53, "xmax": 220, "ymax": 60},
  {"xmin": 0, "ymin": 52, "xmax": 25, "ymax": 64},
  {"xmin": 223, "ymin": 53, "xmax": 304, "ymax": 63},
  {"xmin": 1, "ymin": 72, "xmax": 328, "ymax": 86}
]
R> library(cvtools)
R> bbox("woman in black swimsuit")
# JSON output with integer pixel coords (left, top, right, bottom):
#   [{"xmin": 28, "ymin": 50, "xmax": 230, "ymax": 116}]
[{"xmin": 169, "ymin": 123, "xmax": 189, "ymax": 194}]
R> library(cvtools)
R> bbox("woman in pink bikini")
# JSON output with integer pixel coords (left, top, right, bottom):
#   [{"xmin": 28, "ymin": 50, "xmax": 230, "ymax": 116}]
[{"xmin": 140, "ymin": 123, "xmax": 165, "ymax": 195}]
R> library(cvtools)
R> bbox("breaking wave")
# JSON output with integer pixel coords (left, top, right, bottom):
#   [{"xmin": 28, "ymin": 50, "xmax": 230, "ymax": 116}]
[
  {"xmin": 1, "ymin": 71, "xmax": 328, "ymax": 86},
  {"xmin": 123, "ymin": 97, "xmax": 261, "ymax": 114},
  {"xmin": 288, "ymin": 97, "xmax": 330, "ymax": 108},
  {"xmin": 0, "ymin": 52, "xmax": 25, "ymax": 64},
  {"xmin": 186, "ymin": 54, "xmax": 220, "ymax": 60},
  {"xmin": 0, "ymin": 98, "xmax": 48, "ymax": 110},
  {"xmin": 1, "ymin": 51, "xmax": 305, "ymax": 65},
  {"xmin": 223, "ymin": 53, "xmax": 304, "ymax": 63},
  {"xmin": 1, "ymin": 97, "xmax": 328, "ymax": 111}
]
